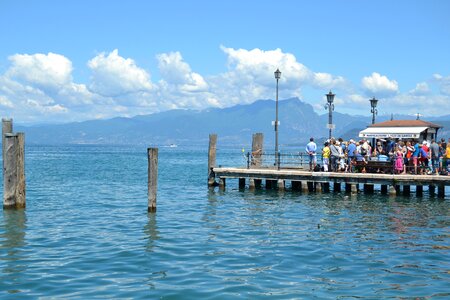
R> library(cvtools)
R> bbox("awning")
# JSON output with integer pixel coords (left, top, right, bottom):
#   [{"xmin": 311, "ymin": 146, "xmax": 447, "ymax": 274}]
[{"xmin": 358, "ymin": 127, "xmax": 428, "ymax": 139}]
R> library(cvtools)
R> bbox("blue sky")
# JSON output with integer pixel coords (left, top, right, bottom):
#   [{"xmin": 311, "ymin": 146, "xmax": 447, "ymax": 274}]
[{"xmin": 0, "ymin": 0, "xmax": 449, "ymax": 124}]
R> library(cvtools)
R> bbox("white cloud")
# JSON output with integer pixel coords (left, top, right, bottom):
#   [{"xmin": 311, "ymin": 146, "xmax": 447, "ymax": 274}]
[
  {"xmin": 6, "ymin": 52, "xmax": 72, "ymax": 89},
  {"xmin": 432, "ymin": 73, "xmax": 450, "ymax": 96},
  {"xmin": 361, "ymin": 72, "xmax": 398, "ymax": 96},
  {"xmin": 409, "ymin": 82, "xmax": 431, "ymax": 96},
  {"xmin": 157, "ymin": 52, "xmax": 208, "ymax": 93},
  {"xmin": 0, "ymin": 47, "xmax": 449, "ymax": 124},
  {"xmin": 88, "ymin": 49, "xmax": 152, "ymax": 97}
]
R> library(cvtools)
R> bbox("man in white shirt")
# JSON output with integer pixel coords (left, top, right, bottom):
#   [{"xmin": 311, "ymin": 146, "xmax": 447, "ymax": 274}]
[{"xmin": 305, "ymin": 137, "xmax": 317, "ymax": 171}]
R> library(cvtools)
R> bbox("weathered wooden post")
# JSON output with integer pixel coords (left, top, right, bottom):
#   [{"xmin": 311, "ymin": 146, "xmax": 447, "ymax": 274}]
[
  {"xmin": 208, "ymin": 134, "xmax": 217, "ymax": 186},
  {"xmin": 147, "ymin": 148, "xmax": 158, "ymax": 213},
  {"xmin": 277, "ymin": 179, "xmax": 285, "ymax": 190},
  {"xmin": 437, "ymin": 185, "xmax": 445, "ymax": 198},
  {"xmin": 3, "ymin": 133, "xmax": 25, "ymax": 209},
  {"xmin": 2, "ymin": 118, "xmax": 13, "ymax": 167},
  {"xmin": 249, "ymin": 133, "xmax": 263, "ymax": 188},
  {"xmin": 251, "ymin": 133, "xmax": 263, "ymax": 167}
]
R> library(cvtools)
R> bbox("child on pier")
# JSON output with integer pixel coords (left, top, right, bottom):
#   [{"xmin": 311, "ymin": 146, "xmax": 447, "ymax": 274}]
[
  {"xmin": 322, "ymin": 141, "xmax": 330, "ymax": 172},
  {"xmin": 395, "ymin": 146, "xmax": 404, "ymax": 174}
]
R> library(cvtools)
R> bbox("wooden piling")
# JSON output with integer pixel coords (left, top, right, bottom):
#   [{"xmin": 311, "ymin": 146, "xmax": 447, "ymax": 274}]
[
  {"xmin": 403, "ymin": 185, "xmax": 411, "ymax": 196},
  {"xmin": 3, "ymin": 133, "xmax": 26, "ymax": 209},
  {"xmin": 351, "ymin": 184, "xmax": 358, "ymax": 194},
  {"xmin": 219, "ymin": 177, "xmax": 226, "ymax": 190},
  {"xmin": 147, "ymin": 148, "xmax": 158, "ymax": 213},
  {"xmin": 301, "ymin": 181, "xmax": 309, "ymax": 193},
  {"xmin": 2, "ymin": 118, "xmax": 12, "ymax": 168},
  {"xmin": 333, "ymin": 182, "xmax": 341, "ymax": 192},
  {"xmin": 388, "ymin": 185, "xmax": 397, "ymax": 196},
  {"xmin": 416, "ymin": 185, "xmax": 423, "ymax": 196},
  {"xmin": 381, "ymin": 185, "xmax": 388, "ymax": 194},
  {"xmin": 291, "ymin": 180, "xmax": 301, "ymax": 191},
  {"xmin": 277, "ymin": 179, "xmax": 285, "ymax": 190},
  {"xmin": 251, "ymin": 133, "xmax": 263, "ymax": 168},
  {"xmin": 208, "ymin": 134, "xmax": 217, "ymax": 186},
  {"xmin": 315, "ymin": 182, "xmax": 322, "ymax": 192},
  {"xmin": 429, "ymin": 185, "xmax": 436, "ymax": 196},
  {"xmin": 239, "ymin": 178, "xmax": 246, "ymax": 189},
  {"xmin": 437, "ymin": 185, "xmax": 445, "ymax": 198}
]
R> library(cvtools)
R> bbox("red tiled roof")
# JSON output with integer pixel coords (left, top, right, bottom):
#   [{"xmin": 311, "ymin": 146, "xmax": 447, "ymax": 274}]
[{"xmin": 369, "ymin": 119, "xmax": 443, "ymax": 128}]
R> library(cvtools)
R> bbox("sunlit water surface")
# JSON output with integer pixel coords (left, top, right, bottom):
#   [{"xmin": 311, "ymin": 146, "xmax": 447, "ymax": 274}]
[{"xmin": 0, "ymin": 145, "xmax": 449, "ymax": 299}]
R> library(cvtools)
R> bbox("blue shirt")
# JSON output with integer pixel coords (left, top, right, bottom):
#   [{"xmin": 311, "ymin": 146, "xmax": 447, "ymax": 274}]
[
  {"xmin": 347, "ymin": 143, "xmax": 356, "ymax": 157},
  {"xmin": 306, "ymin": 141, "xmax": 317, "ymax": 153},
  {"xmin": 413, "ymin": 144, "xmax": 420, "ymax": 157}
]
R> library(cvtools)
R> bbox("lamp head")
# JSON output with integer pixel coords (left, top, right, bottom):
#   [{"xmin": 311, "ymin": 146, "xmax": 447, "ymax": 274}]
[
  {"xmin": 370, "ymin": 97, "xmax": 378, "ymax": 108},
  {"xmin": 326, "ymin": 91, "xmax": 335, "ymax": 104},
  {"xmin": 274, "ymin": 68, "xmax": 281, "ymax": 80}
]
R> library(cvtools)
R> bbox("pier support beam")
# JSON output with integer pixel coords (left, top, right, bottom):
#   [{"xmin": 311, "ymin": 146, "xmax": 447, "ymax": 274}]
[
  {"xmin": 315, "ymin": 182, "xmax": 322, "ymax": 193},
  {"xmin": 416, "ymin": 185, "xmax": 423, "ymax": 196},
  {"xmin": 3, "ymin": 133, "xmax": 25, "ymax": 209},
  {"xmin": 249, "ymin": 178, "xmax": 255, "ymax": 190},
  {"xmin": 429, "ymin": 185, "xmax": 436, "ymax": 196},
  {"xmin": 351, "ymin": 184, "xmax": 358, "ymax": 194},
  {"xmin": 291, "ymin": 181, "xmax": 301, "ymax": 191},
  {"xmin": 333, "ymin": 182, "xmax": 341, "ymax": 192},
  {"xmin": 208, "ymin": 134, "xmax": 217, "ymax": 186},
  {"xmin": 438, "ymin": 185, "xmax": 445, "ymax": 198},
  {"xmin": 381, "ymin": 185, "xmax": 388, "ymax": 195},
  {"xmin": 219, "ymin": 177, "xmax": 226, "ymax": 190},
  {"xmin": 388, "ymin": 185, "xmax": 397, "ymax": 196},
  {"xmin": 239, "ymin": 178, "xmax": 246, "ymax": 189},
  {"xmin": 364, "ymin": 184, "xmax": 374, "ymax": 194},
  {"xmin": 323, "ymin": 182, "xmax": 330, "ymax": 192},
  {"xmin": 147, "ymin": 148, "xmax": 158, "ymax": 213},
  {"xmin": 277, "ymin": 179, "xmax": 285, "ymax": 190},
  {"xmin": 301, "ymin": 181, "xmax": 309, "ymax": 193},
  {"xmin": 403, "ymin": 185, "xmax": 411, "ymax": 196}
]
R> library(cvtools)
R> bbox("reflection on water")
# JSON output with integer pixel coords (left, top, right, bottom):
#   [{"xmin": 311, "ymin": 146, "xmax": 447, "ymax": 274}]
[
  {"xmin": 143, "ymin": 213, "xmax": 159, "ymax": 253},
  {"xmin": 0, "ymin": 210, "xmax": 27, "ymax": 294}
]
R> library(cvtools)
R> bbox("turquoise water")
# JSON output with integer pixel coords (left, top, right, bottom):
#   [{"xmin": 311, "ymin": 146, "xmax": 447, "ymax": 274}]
[{"xmin": 0, "ymin": 145, "xmax": 449, "ymax": 299}]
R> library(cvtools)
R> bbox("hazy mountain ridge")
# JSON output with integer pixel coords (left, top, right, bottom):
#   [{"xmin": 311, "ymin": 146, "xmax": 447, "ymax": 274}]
[{"xmin": 14, "ymin": 98, "xmax": 449, "ymax": 146}]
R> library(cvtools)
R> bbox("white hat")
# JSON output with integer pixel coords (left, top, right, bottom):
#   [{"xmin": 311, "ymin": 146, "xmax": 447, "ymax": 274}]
[
  {"xmin": 422, "ymin": 141, "xmax": 427, "ymax": 144},
  {"xmin": 349, "ymin": 139, "xmax": 355, "ymax": 143}
]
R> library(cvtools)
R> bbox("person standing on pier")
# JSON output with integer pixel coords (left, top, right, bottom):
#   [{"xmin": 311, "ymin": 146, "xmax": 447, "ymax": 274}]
[
  {"xmin": 322, "ymin": 141, "xmax": 330, "ymax": 172},
  {"xmin": 330, "ymin": 139, "xmax": 340, "ymax": 172},
  {"xmin": 306, "ymin": 137, "xmax": 317, "ymax": 171},
  {"xmin": 430, "ymin": 139, "xmax": 440, "ymax": 175},
  {"xmin": 346, "ymin": 139, "xmax": 357, "ymax": 173}
]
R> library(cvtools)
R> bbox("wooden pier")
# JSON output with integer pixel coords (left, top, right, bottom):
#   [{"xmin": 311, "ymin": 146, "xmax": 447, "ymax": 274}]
[
  {"xmin": 212, "ymin": 167, "xmax": 449, "ymax": 198},
  {"xmin": 208, "ymin": 134, "xmax": 449, "ymax": 199}
]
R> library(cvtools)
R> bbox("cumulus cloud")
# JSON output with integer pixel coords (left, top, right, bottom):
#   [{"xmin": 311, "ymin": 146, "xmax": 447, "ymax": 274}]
[
  {"xmin": 0, "ymin": 47, "xmax": 449, "ymax": 123},
  {"xmin": 433, "ymin": 73, "xmax": 450, "ymax": 95},
  {"xmin": 88, "ymin": 49, "xmax": 152, "ymax": 97},
  {"xmin": 361, "ymin": 72, "xmax": 398, "ymax": 96},
  {"xmin": 6, "ymin": 52, "xmax": 72, "ymax": 89},
  {"xmin": 157, "ymin": 52, "xmax": 208, "ymax": 93},
  {"xmin": 409, "ymin": 82, "xmax": 431, "ymax": 96}
]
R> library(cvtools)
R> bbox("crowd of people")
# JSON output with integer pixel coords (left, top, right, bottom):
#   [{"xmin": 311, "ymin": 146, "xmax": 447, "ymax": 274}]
[{"xmin": 305, "ymin": 137, "xmax": 450, "ymax": 175}]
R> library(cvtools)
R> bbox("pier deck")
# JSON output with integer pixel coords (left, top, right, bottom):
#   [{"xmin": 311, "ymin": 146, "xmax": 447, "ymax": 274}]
[
  {"xmin": 214, "ymin": 167, "xmax": 450, "ymax": 186},
  {"xmin": 213, "ymin": 167, "xmax": 449, "ymax": 198}
]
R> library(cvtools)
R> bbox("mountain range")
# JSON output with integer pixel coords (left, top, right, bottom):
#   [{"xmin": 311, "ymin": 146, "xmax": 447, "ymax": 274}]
[{"xmin": 14, "ymin": 98, "xmax": 450, "ymax": 146}]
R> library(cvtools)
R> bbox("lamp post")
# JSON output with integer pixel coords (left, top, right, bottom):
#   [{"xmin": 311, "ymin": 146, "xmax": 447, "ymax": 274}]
[
  {"xmin": 370, "ymin": 97, "xmax": 378, "ymax": 147},
  {"xmin": 324, "ymin": 91, "xmax": 335, "ymax": 140},
  {"xmin": 274, "ymin": 68, "xmax": 281, "ymax": 167}
]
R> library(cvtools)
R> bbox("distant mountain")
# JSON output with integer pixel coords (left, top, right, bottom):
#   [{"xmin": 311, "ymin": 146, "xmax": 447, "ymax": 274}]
[{"xmin": 13, "ymin": 97, "xmax": 449, "ymax": 146}]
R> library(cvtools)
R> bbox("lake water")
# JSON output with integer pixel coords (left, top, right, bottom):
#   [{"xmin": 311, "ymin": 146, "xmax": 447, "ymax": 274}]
[{"xmin": 0, "ymin": 145, "xmax": 449, "ymax": 299}]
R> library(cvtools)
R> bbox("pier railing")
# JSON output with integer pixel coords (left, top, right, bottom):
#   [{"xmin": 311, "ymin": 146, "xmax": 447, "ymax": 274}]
[{"xmin": 242, "ymin": 151, "xmax": 438, "ymax": 175}]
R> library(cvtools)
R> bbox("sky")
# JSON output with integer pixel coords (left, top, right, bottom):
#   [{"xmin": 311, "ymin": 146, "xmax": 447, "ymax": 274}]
[{"xmin": 0, "ymin": 0, "xmax": 449, "ymax": 124}]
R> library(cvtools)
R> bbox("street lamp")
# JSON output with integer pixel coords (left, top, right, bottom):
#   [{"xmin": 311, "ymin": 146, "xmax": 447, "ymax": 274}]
[
  {"xmin": 324, "ymin": 91, "xmax": 335, "ymax": 140},
  {"xmin": 370, "ymin": 97, "xmax": 378, "ymax": 147},
  {"xmin": 274, "ymin": 68, "xmax": 281, "ymax": 167}
]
